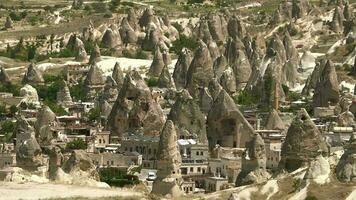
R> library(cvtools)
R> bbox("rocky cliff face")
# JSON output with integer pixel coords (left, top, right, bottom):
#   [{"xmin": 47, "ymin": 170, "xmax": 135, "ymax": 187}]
[
  {"xmin": 34, "ymin": 105, "xmax": 58, "ymax": 146},
  {"xmin": 168, "ymin": 90, "xmax": 207, "ymax": 144},
  {"xmin": 22, "ymin": 63, "xmax": 44, "ymax": 84},
  {"xmin": 15, "ymin": 117, "xmax": 44, "ymax": 171},
  {"xmin": 157, "ymin": 65, "xmax": 175, "ymax": 89},
  {"xmin": 313, "ymin": 60, "xmax": 340, "ymax": 107},
  {"xmin": 107, "ymin": 71, "xmax": 165, "ymax": 139},
  {"xmin": 88, "ymin": 44, "xmax": 102, "ymax": 65},
  {"xmin": 173, "ymin": 49, "xmax": 191, "ymax": 90},
  {"xmin": 149, "ymin": 47, "xmax": 165, "ymax": 77},
  {"xmin": 336, "ymin": 134, "xmax": 356, "ymax": 183},
  {"xmin": 265, "ymin": 109, "xmax": 286, "ymax": 132},
  {"xmin": 186, "ymin": 40, "xmax": 214, "ymax": 96},
  {"xmin": 279, "ymin": 109, "xmax": 328, "ymax": 172},
  {"xmin": 84, "ymin": 63, "xmax": 105, "ymax": 86},
  {"xmin": 236, "ymin": 133, "xmax": 270, "ymax": 186},
  {"xmin": 152, "ymin": 120, "xmax": 183, "ymax": 198},
  {"xmin": 207, "ymin": 89, "xmax": 254, "ymax": 149}
]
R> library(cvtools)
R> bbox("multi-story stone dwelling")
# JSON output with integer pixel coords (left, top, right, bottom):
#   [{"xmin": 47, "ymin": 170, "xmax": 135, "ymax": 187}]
[
  {"xmin": 119, "ymin": 134, "xmax": 159, "ymax": 168},
  {"xmin": 88, "ymin": 152, "xmax": 142, "ymax": 169}
]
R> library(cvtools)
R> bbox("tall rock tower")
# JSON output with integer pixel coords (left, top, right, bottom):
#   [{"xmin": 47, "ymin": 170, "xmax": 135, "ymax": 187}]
[{"xmin": 151, "ymin": 120, "xmax": 183, "ymax": 198}]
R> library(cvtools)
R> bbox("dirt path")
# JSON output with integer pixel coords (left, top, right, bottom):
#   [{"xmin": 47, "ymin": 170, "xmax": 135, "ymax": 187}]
[{"xmin": 0, "ymin": 182, "xmax": 145, "ymax": 200}]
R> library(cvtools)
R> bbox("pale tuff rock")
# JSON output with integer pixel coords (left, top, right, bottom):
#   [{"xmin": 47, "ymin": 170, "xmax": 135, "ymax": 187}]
[
  {"xmin": 278, "ymin": 1, "xmax": 292, "ymax": 19},
  {"xmin": 186, "ymin": 40, "xmax": 214, "ymax": 96},
  {"xmin": 207, "ymin": 39, "xmax": 220, "ymax": 61},
  {"xmin": 67, "ymin": 34, "xmax": 85, "ymax": 51},
  {"xmin": 57, "ymin": 81, "xmax": 73, "ymax": 106},
  {"xmin": 0, "ymin": 66, "xmax": 11, "ymax": 84},
  {"xmin": 304, "ymin": 155, "xmax": 331, "ymax": 184},
  {"xmin": 331, "ymin": 6, "xmax": 344, "ymax": 33},
  {"xmin": 62, "ymin": 150, "xmax": 100, "ymax": 181},
  {"xmin": 225, "ymin": 37, "xmax": 245, "ymax": 62},
  {"xmin": 152, "ymin": 120, "xmax": 183, "ymax": 198},
  {"xmin": 302, "ymin": 59, "xmax": 326, "ymax": 96},
  {"xmin": 88, "ymin": 44, "xmax": 102, "ymax": 65},
  {"xmin": 257, "ymin": 57, "xmax": 286, "ymax": 106},
  {"xmin": 102, "ymin": 76, "xmax": 118, "ymax": 102},
  {"xmin": 208, "ymin": 78, "xmax": 223, "ymax": 101},
  {"xmin": 313, "ymin": 60, "xmax": 340, "ymax": 107},
  {"xmin": 280, "ymin": 109, "xmax": 328, "ymax": 172},
  {"xmin": 108, "ymin": 71, "xmax": 165, "ymax": 138},
  {"xmin": 207, "ymin": 14, "xmax": 227, "ymax": 43},
  {"xmin": 139, "ymin": 7, "xmax": 155, "ymax": 29},
  {"xmin": 149, "ymin": 47, "xmax": 165, "ymax": 77},
  {"xmin": 299, "ymin": 50, "xmax": 315, "ymax": 71},
  {"xmin": 282, "ymin": 60, "xmax": 300, "ymax": 88},
  {"xmin": 19, "ymin": 84, "xmax": 40, "ymax": 107},
  {"xmin": 112, "ymin": 62, "xmax": 124, "ymax": 89},
  {"xmin": 230, "ymin": 48, "xmax": 252, "ymax": 89},
  {"xmin": 82, "ymin": 21, "xmax": 97, "ymax": 42},
  {"xmin": 336, "ymin": 134, "xmax": 356, "ymax": 183},
  {"xmin": 338, "ymin": 110, "xmax": 356, "ymax": 127},
  {"xmin": 48, "ymin": 146, "xmax": 64, "ymax": 180},
  {"xmin": 119, "ymin": 17, "xmax": 138, "ymax": 44},
  {"xmin": 168, "ymin": 90, "xmax": 207, "ymax": 144},
  {"xmin": 195, "ymin": 20, "xmax": 213, "ymax": 43},
  {"xmin": 292, "ymin": 0, "xmax": 310, "ymax": 19},
  {"xmin": 142, "ymin": 28, "xmax": 160, "ymax": 51},
  {"xmin": 266, "ymin": 34, "xmax": 286, "ymax": 64},
  {"xmin": 127, "ymin": 8, "xmax": 140, "ymax": 31},
  {"xmin": 227, "ymin": 15, "xmax": 246, "ymax": 38},
  {"xmin": 219, "ymin": 68, "xmax": 237, "ymax": 95},
  {"xmin": 343, "ymin": 2, "xmax": 352, "ymax": 21},
  {"xmin": 84, "ymin": 63, "xmax": 105, "ymax": 86},
  {"xmin": 22, "ymin": 63, "xmax": 44, "ymax": 84},
  {"xmin": 224, "ymin": 37, "xmax": 251, "ymax": 87},
  {"xmin": 173, "ymin": 49, "xmax": 191, "ymax": 89},
  {"xmin": 213, "ymin": 55, "xmax": 229, "ymax": 78},
  {"xmin": 5, "ymin": 16, "xmax": 13, "ymax": 29},
  {"xmin": 265, "ymin": 109, "xmax": 286, "ymax": 132},
  {"xmin": 198, "ymin": 87, "xmax": 213, "ymax": 114},
  {"xmin": 101, "ymin": 28, "xmax": 121, "ymax": 48},
  {"xmin": 75, "ymin": 45, "xmax": 88, "ymax": 62},
  {"xmin": 162, "ymin": 49, "xmax": 172, "ymax": 65},
  {"xmin": 34, "ymin": 105, "xmax": 57, "ymax": 145},
  {"xmin": 207, "ymin": 89, "xmax": 255, "ymax": 149},
  {"xmin": 283, "ymin": 30, "xmax": 299, "ymax": 62},
  {"xmin": 236, "ymin": 133, "xmax": 270, "ymax": 186},
  {"xmin": 243, "ymin": 35, "xmax": 253, "ymax": 61},
  {"xmin": 98, "ymin": 99, "xmax": 112, "ymax": 119},
  {"xmin": 157, "ymin": 65, "xmax": 175, "ymax": 89},
  {"xmin": 15, "ymin": 117, "xmax": 44, "ymax": 171}
]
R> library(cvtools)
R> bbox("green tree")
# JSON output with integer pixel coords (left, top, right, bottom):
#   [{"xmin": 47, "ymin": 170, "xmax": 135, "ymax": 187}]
[
  {"xmin": 86, "ymin": 108, "xmax": 101, "ymax": 123},
  {"xmin": 66, "ymin": 138, "xmax": 87, "ymax": 151},
  {"xmin": 1, "ymin": 120, "xmax": 15, "ymax": 134},
  {"xmin": 0, "ymin": 104, "xmax": 6, "ymax": 115},
  {"xmin": 170, "ymin": 35, "xmax": 199, "ymax": 55},
  {"xmin": 9, "ymin": 105, "xmax": 17, "ymax": 115}
]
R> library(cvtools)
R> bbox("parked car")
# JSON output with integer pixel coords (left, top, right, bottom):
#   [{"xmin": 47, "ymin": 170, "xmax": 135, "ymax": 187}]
[{"xmin": 146, "ymin": 172, "xmax": 157, "ymax": 181}]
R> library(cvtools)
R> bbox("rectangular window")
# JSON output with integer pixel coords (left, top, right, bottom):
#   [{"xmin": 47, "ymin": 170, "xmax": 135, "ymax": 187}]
[{"xmin": 190, "ymin": 167, "xmax": 194, "ymax": 172}]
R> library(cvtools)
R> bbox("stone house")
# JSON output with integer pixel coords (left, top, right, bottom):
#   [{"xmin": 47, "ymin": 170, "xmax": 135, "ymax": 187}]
[{"xmin": 0, "ymin": 153, "xmax": 16, "ymax": 169}]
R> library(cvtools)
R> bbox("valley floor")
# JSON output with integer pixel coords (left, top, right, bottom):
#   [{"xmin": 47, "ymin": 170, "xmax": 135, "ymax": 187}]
[{"xmin": 0, "ymin": 182, "xmax": 145, "ymax": 200}]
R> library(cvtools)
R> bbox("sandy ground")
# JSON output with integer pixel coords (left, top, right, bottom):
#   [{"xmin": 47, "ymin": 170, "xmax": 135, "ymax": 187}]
[{"xmin": 0, "ymin": 182, "xmax": 144, "ymax": 200}]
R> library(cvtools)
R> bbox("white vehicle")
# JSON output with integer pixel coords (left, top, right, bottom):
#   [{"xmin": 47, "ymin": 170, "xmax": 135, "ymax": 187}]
[{"xmin": 146, "ymin": 172, "xmax": 157, "ymax": 181}]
